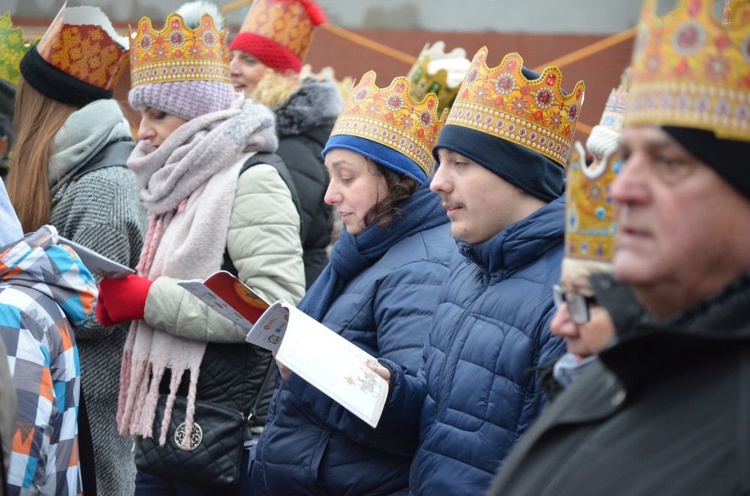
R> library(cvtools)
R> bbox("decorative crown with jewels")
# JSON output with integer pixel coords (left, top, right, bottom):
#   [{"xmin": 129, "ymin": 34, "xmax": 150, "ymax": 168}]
[
  {"xmin": 239, "ymin": 0, "xmax": 326, "ymax": 62},
  {"xmin": 35, "ymin": 4, "xmax": 129, "ymax": 91},
  {"xmin": 623, "ymin": 0, "xmax": 750, "ymax": 142},
  {"xmin": 329, "ymin": 70, "xmax": 448, "ymax": 175},
  {"xmin": 0, "ymin": 12, "xmax": 31, "ymax": 85},
  {"xmin": 565, "ymin": 141, "xmax": 623, "ymax": 263},
  {"xmin": 446, "ymin": 47, "xmax": 585, "ymax": 167},
  {"xmin": 406, "ymin": 41, "xmax": 470, "ymax": 113},
  {"xmin": 130, "ymin": 11, "xmax": 229, "ymax": 89},
  {"xmin": 599, "ymin": 67, "xmax": 631, "ymax": 133}
]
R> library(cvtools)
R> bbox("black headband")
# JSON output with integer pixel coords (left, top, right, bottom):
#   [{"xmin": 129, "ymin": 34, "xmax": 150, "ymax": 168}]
[
  {"xmin": 663, "ymin": 126, "xmax": 750, "ymax": 199},
  {"xmin": 19, "ymin": 47, "xmax": 112, "ymax": 107}
]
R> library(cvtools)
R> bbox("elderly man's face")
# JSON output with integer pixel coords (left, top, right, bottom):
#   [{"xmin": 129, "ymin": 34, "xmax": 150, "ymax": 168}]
[{"xmin": 612, "ymin": 126, "xmax": 750, "ymax": 319}]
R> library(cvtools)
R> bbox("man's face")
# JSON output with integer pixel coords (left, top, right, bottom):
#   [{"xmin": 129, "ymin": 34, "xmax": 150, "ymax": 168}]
[
  {"xmin": 431, "ymin": 149, "xmax": 528, "ymax": 244},
  {"xmin": 612, "ymin": 126, "xmax": 750, "ymax": 319}
]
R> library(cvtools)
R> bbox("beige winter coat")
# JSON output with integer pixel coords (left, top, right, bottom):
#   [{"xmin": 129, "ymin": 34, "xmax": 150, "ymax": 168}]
[{"xmin": 143, "ymin": 162, "xmax": 305, "ymax": 343}]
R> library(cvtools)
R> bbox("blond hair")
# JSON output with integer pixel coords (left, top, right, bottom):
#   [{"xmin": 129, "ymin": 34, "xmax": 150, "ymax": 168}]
[
  {"xmin": 6, "ymin": 78, "xmax": 77, "ymax": 231},
  {"xmin": 249, "ymin": 68, "xmax": 301, "ymax": 111}
]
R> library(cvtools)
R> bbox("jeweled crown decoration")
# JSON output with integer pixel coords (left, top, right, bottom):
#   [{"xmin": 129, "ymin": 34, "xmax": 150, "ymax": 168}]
[
  {"xmin": 599, "ymin": 67, "xmax": 631, "ymax": 132},
  {"xmin": 624, "ymin": 0, "xmax": 750, "ymax": 142},
  {"xmin": 407, "ymin": 41, "xmax": 470, "ymax": 113},
  {"xmin": 447, "ymin": 48, "xmax": 585, "ymax": 167},
  {"xmin": 0, "ymin": 12, "xmax": 31, "ymax": 85},
  {"xmin": 330, "ymin": 71, "xmax": 448, "ymax": 175},
  {"xmin": 36, "ymin": 5, "xmax": 129, "ymax": 91},
  {"xmin": 565, "ymin": 141, "xmax": 623, "ymax": 263},
  {"xmin": 130, "ymin": 12, "xmax": 229, "ymax": 89},
  {"xmin": 240, "ymin": 0, "xmax": 322, "ymax": 61}
]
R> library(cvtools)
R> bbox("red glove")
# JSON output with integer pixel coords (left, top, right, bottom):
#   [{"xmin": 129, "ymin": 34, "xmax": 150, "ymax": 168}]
[{"xmin": 96, "ymin": 275, "xmax": 153, "ymax": 325}]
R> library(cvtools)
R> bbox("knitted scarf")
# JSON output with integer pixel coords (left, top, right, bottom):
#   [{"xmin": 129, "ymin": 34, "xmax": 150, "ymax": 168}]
[
  {"xmin": 298, "ymin": 182, "xmax": 447, "ymax": 321},
  {"xmin": 117, "ymin": 99, "xmax": 278, "ymax": 446}
]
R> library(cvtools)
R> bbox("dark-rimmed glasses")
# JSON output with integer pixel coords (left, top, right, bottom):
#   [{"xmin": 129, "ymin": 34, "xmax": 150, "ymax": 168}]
[{"xmin": 552, "ymin": 284, "xmax": 598, "ymax": 325}]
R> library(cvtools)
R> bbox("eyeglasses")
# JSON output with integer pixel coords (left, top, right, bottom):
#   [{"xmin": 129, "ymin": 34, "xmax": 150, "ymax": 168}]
[{"xmin": 552, "ymin": 284, "xmax": 598, "ymax": 325}]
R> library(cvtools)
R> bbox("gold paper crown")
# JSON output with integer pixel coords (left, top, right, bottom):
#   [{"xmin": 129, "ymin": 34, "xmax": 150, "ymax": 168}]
[
  {"xmin": 447, "ymin": 48, "xmax": 585, "ymax": 167},
  {"xmin": 565, "ymin": 141, "xmax": 623, "ymax": 263},
  {"xmin": 130, "ymin": 12, "xmax": 230, "ymax": 89},
  {"xmin": 598, "ymin": 67, "xmax": 631, "ymax": 132},
  {"xmin": 407, "ymin": 41, "xmax": 471, "ymax": 113},
  {"xmin": 239, "ymin": 0, "xmax": 324, "ymax": 62},
  {"xmin": 36, "ymin": 5, "xmax": 129, "ymax": 91},
  {"xmin": 0, "ymin": 12, "xmax": 31, "ymax": 85},
  {"xmin": 329, "ymin": 71, "xmax": 448, "ymax": 175},
  {"xmin": 300, "ymin": 64, "xmax": 354, "ymax": 99},
  {"xmin": 624, "ymin": 0, "xmax": 750, "ymax": 142}
]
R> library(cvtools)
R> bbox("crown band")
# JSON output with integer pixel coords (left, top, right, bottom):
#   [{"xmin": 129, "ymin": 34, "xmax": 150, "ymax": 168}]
[
  {"xmin": 448, "ymin": 100, "xmax": 571, "ymax": 167},
  {"xmin": 130, "ymin": 13, "xmax": 230, "ymax": 89},
  {"xmin": 331, "ymin": 115, "xmax": 434, "ymax": 173}
]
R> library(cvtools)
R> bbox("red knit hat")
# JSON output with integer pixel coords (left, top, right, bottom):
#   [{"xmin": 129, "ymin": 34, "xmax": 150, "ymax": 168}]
[{"xmin": 229, "ymin": 0, "xmax": 326, "ymax": 73}]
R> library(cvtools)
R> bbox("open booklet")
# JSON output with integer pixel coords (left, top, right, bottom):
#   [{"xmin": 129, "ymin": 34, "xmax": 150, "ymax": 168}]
[
  {"xmin": 57, "ymin": 236, "xmax": 135, "ymax": 279},
  {"xmin": 178, "ymin": 271, "xmax": 388, "ymax": 428}
]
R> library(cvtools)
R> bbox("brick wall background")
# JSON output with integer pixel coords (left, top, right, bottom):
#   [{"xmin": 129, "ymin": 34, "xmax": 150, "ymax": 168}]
[
  {"xmin": 17, "ymin": 18, "xmax": 634, "ymax": 146},
  {"xmin": 300, "ymin": 27, "xmax": 635, "ymax": 145}
]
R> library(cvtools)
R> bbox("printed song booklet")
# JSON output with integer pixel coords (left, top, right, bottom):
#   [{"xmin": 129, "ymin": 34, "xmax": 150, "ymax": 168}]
[
  {"xmin": 57, "ymin": 236, "xmax": 135, "ymax": 279},
  {"xmin": 178, "ymin": 271, "xmax": 388, "ymax": 428}
]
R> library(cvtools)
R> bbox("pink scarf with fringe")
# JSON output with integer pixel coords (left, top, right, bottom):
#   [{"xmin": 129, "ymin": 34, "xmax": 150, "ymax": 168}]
[{"xmin": 118, "ymin": 99, "xmax": 278, "ymax": 447}]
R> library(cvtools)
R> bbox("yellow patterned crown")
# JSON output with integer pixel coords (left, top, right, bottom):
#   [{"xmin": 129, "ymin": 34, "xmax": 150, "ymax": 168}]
[
  {"xmin": 0, "ymin": 12, "xmax": 31, "ymax": 85},
  {"xmin": 407, "ymin": 41, "xmax": 470, "ymax": 113},
  {"xmin": 35, "ymin": 5, "xmax": 129, "ymax": 91},
  {"xmin": 329, "ymin": 71, "xmax": 448, "ymax": 176},
  {"xmin": 624, "ymin": 0, "xmax": 750, "ymax": 142},
  {"xmin": 447, "ymin": 48, "xmax": 585, "ymax": 167},
  {"xmin": 238, "ymin": 0, "xmax": 326, "ymax": 63},
  {"xmin": 565, "ymin": 141, "xmax": 623, "ymax": 263},
  {"xmin": 130, "ymin": 12, "xmax": 229, "ymax": 89}
]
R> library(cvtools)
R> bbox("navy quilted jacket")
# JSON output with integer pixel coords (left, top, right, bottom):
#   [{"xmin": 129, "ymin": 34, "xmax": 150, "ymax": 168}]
[
  {"xmin": 251, "ymin": 221, "xmax": 457, "ymax": 496},
  {"xmin": 390, "ymin": 195, "xmax": 567, "ymax": 495}
]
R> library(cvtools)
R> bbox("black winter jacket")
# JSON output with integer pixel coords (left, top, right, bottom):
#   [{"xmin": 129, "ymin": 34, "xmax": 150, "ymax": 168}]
[
  {"xmin": 274, "ymin": 79, "xmax": 342, "ymax": 288},
  {"xmin": 490, "ymin": 270, "xmax": 750, "ymax": 496}
]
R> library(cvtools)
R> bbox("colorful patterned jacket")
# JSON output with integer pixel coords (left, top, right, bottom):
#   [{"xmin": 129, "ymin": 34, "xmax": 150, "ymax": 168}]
[{"xmin": 0, "ymin": 227, "xmax": 97, "ymax": 496}]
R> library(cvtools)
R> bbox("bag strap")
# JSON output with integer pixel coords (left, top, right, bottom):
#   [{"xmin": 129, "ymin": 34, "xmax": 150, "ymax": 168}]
[
  {"xmin": 247, "ymin": 357, "xmax": 275, "ymax": 428},
  {"xmin": 240, "ymin": 152, "xmax": 301, "ymax": 218},
  {"xmin": 221, "ymin": 152, "xmax": 303, "ymax": 277},
  {"xmin": 49, "ymin": 139, "xmax": 133, "ymax": 197}
]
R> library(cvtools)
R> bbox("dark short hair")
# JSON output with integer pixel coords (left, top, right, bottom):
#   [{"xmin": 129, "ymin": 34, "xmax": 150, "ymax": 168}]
[{"xmin": 364, "ymin": 159, "xmax": 419, "ymax": 229}]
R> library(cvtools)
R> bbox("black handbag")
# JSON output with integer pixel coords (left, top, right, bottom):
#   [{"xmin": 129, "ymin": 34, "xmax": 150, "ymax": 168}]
[{"xmin": 134, "ymin": 395, "xmax": 246, "ymax": 487}]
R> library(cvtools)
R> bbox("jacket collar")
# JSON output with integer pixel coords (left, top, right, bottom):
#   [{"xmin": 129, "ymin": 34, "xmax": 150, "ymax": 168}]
[
  {"xmin": 599, "ymin": 270, "xmax": 750, "ymax": 390},
  {"xmin": 274, "ymin": 79, "xmax": 342, "ymax": 139},
  {"xmin": 460, "ymin": 195, "xmax": 565, "ymax": 277}
]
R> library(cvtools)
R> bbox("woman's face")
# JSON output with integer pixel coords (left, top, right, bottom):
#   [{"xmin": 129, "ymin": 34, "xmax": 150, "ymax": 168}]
[
  {"xmin": 324, "ymin": 148, "xmax": 389, "ymax": 236},
  {"xmin": 550, "ymin": 270, "xmax": 615, "ymax": 358},
  {"xmin": 136, "ymin": 106, "xmax": 187, "ymax": 148},
  {"xmin": 229, "ymin": 50, "xmax": 268, "ymax": 96}
]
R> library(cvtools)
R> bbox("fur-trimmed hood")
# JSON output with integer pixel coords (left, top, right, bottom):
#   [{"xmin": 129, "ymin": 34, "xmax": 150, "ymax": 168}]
[{"xmin": 274, "ymin": 78, "xmax": 342, "ymax": 138}]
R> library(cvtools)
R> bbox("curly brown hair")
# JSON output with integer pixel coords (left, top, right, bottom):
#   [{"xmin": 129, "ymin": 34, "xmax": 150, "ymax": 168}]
[{"xmin": 363, "ymin": 159, "xmax": 420, "ymax": 230}]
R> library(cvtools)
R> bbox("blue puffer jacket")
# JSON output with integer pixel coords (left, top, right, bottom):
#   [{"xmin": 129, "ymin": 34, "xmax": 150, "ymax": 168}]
[
  {"xmin": 251, "ymin": 222, "xmax": 458, "ymax": 495},
  {"xmin": 388, "ymin": 196, "xmax": 567, "ymax": 495}
]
